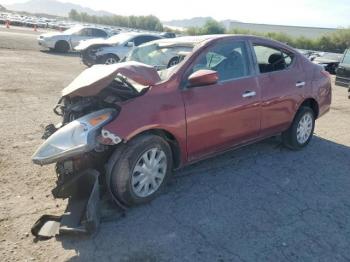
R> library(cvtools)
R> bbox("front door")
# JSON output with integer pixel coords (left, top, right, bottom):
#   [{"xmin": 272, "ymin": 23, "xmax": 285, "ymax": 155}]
[{"xmin": 182, "ymin": 39, "xmax": 261, "ymax": 162}]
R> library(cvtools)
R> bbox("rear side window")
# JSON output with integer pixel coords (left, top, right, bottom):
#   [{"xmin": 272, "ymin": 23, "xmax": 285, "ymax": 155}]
[
  {"xmin": 253, "ymin": 45, "xmax": 294, "ymax": 73},
  {"xmin": 92, "ymin": 29, "xmax": 107, "ymax": 38},
  {"xmin": 133, "ymin": 36, "xmax": 160, "ymax": 46},
  {"xmin": 342, "ymin": 49, "xmax": 350, "ymax": 65},
  {"xmin": 188, "ymin": 40, "xmax": 251, "ymax": 82}
]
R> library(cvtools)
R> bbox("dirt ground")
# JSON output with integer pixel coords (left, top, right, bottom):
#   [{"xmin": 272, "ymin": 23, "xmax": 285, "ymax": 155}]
[{"xmin": 0, "ymin": 26, "xmax": 349, "ymax": 262}]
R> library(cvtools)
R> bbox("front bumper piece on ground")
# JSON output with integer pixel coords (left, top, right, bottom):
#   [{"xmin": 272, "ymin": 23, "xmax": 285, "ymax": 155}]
[{"xmin": 31, "ymin": 169, "xmax": 100, "ymax": 239}]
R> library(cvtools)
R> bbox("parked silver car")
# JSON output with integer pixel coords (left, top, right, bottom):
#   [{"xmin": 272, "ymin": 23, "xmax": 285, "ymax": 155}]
[
  {"xmin": 75, "ymin": 32, "xmax": 162, "ymax": 66},
  {"xmin": 38, "ymin": 26, "xmax": 110, "ymax": 52}
]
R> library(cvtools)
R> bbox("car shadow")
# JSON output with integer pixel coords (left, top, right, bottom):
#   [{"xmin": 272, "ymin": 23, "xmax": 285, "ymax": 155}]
[
  {"xmin": 40, "ymin": 50, "xmax": 80, "ymax": 57},
  {"xmin": 55, "ymin": 136, "xmax": 350, "ymax": 261}
]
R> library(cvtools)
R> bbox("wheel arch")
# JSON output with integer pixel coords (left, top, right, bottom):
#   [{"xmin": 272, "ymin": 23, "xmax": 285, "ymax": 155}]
[
  {"xmin": 55, "ymin": 39, "xmax": 71, "ymax": 50},
  {"xmin": 299, "ymin": 98, "xmax": 319, "ymax": 119},
  {"xmin": 125, "ymin": 128, "xmax": 182, "ymax": 169}
]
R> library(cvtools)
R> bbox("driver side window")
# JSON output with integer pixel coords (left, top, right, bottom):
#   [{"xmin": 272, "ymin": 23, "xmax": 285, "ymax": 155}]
[{"xmin": 189, "ymin": 41, "xmax": 250, "ymax": 82}]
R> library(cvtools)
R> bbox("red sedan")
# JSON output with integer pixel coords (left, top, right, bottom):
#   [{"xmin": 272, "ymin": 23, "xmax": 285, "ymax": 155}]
[{"xmin": 33, "ymin": 35, "xmax": 332, "ymax": 208}]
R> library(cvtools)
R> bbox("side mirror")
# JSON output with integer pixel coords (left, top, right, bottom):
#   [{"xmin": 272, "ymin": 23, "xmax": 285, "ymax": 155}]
[
  {"xmin": 188, "ymin": 70, "xmax": 218, "ymax": 87},
  {"xmin": 126, "ymin": 41, "xmax": 135, "ymax": 47}
]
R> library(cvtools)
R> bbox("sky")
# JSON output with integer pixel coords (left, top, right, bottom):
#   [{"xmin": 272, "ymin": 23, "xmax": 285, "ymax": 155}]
[{"xmin": 2, "ymin": 0, "xmax": 350, "ymax": 28}]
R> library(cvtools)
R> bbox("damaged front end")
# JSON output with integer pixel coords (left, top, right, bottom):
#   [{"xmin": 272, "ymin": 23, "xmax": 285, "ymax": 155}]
[{"xmin": 31, "ymin": 62, "xmax": 160, "ymax": 239}]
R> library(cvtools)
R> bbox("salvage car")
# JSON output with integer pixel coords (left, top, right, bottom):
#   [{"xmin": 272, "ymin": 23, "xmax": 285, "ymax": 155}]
[
  {"xmin": 335, "ymin": 48, "xmax": 350, "ymax": 87},
  {"xmin": 31, "ymin": 35, "xmax": 331, "ymax": 236},
  {"xmin": 38, "ymin": 26, "xmax": 110, "ymax": 52},
  {"xmin": 312, "ymin": 52, "xmax": 343, "ymax": 74},
  {"xmin": 125, "ymin": 37, "xmax": 198, "ymax": 70},
  {"xmin": 75, "ymin": 32, "xmax": 162, "ymax": 66}
]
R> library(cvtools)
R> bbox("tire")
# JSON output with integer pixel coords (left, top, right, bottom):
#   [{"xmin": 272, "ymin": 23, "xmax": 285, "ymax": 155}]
[
  {"xmin": 99, "ymin": 54, "xmax": 120, "ymax": 65},
  {"xmin": 54, "ymin": 40, "xmax": 70, "ymax": 53},
  {"xmin": 167, "ymin": 57, "xmax": 179, "ymax": 68},
  {"xmin": 282, "ymin": 106, "xmax": 315, "ymax": 150},
  {"xmin": 107, "ymin": 134, "xmax": 173, "ymax": 207}
]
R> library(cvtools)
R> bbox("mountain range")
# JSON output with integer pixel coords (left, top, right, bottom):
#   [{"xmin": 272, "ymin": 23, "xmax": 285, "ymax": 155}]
[
  {"xmin": 4, "ymin": 0, "xmax": 238, "ymax": 29},
  {"xmin": 4, "ymin": 0, "xmax": 114, "ymax": 17}
]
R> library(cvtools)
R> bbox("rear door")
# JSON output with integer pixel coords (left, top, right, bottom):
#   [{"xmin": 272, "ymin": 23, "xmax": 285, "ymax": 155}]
[
  {"xmin": 182, "ymin": 39, "xmax": 261, "ymax": 161},
  {"xmin": 70, "ymin": 28, "xmax": 93, "ymax": 47},
  {"xmin": 336, "ymin": 49, "xmax": 350, "ymax": 87},
  {"xmin": 251, "ymin": 42, "xmax": 305, "ymax": 137}
]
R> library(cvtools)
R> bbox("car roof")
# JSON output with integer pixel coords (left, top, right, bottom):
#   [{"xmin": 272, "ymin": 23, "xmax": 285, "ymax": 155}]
[{"xmin": 139, "ymin": 35, "xmax": 224, "ymax": 48}]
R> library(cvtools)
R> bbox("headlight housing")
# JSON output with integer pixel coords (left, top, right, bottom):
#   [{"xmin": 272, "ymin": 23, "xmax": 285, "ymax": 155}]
[{"xmin": 32, "ymin": 109, "xmax": 118, "ymax": 165}]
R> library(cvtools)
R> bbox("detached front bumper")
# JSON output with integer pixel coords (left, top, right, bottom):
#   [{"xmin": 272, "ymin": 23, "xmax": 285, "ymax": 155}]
[{"xmin": 31, "ymin": 169, "xmax": 100, "ymax": 238}]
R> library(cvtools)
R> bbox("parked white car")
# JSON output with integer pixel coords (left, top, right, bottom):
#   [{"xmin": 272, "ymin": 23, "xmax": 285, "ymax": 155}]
[
  {"xmin": 38, "ymin": 26, "xmax": 110, "ymax": 52},
  {"xmin": 75, "ymin": 32, "xmax": 162, "ymax": 66}
]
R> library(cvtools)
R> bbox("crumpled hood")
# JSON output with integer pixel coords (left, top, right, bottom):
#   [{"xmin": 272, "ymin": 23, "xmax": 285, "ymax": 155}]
[
  {"xmin": 74, "ymin": 38, "xmax": 110, "ymax": 51},
  {"xmin": 62, "ymin": 61, "xmax": 161, "ymax": 98}
]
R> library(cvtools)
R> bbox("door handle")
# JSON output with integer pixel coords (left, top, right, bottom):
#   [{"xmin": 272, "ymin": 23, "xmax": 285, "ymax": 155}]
[
  {"xmin": 242, "ymin": 91, "xmax": 256, "ymax": 98},
  {"xmin": 296, "ymin": 81, "xmax": 306, "ymax": 88}
]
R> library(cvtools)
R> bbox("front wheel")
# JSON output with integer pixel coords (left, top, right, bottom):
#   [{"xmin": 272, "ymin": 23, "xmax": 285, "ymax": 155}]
[
  {"xmin": 107, "ymin": 134, "xmax": 173, "ymax": 207},
  {"xmin": 282, "ymin": 107, "xmax": 315, "ymax": 150},
  {"xmin": 54, "ymin": 40, "xmax": 70, "ymax": 53},
  {"xmin": 100, "ymin": 54, "xmax": 120, "ymax": 65}
]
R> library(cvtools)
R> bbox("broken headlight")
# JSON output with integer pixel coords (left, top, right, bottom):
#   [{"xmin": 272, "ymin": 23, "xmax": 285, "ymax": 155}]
[{"xmin": 32, "ymin": 109, "xmax": 118, "ymax": 165}]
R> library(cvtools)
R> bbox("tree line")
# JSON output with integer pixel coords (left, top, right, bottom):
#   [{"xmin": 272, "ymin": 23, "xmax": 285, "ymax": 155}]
[
  {"xmin": 187, "ymin": 19, "xmax": 350, "ymax": 53},
  {"xmin": 68, "ymin": 9, "xmax": 163, "ymax": 32}
]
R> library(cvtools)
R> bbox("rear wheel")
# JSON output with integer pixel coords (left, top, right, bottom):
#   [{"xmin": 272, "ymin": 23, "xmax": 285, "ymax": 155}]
[
  {"xmin": 107, "ymin": 134, "xmax": 173, "ymax": 207},
  {"xmin": 54, "ymin": 40, "xmax": 70, "ymax": 53},
  {"xmin": 282, "ymin": 107, "xmax": 315, "ymax": 150}
]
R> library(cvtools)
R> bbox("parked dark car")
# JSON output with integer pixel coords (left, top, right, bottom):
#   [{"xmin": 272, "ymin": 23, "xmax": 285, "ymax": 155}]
[
  {"xmin": 313, "ymin": 52, "xmax": 343, "ymax": 74},
  {"xmin": 31, "ymin": 35, "xmax": 332, "ymax": 235},
  {"xmin": 335, "ymin": 48, "xmax": 350, "ymax": 87}
]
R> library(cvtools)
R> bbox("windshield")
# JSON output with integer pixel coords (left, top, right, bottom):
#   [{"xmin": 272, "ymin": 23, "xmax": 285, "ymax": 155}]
[
  {"xmin": 126, "ymin": 42, "xmax": 194, "ymax": 79},
  {"xmin": 105, "ymin": 33, "xmax": 135, "ymax": 44},
  {"xmin": 318, "ymin": 53, "xmax": 343, "ymax": 61}
]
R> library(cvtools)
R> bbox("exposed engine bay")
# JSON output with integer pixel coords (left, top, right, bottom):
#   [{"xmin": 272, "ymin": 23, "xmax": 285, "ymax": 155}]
[
  {"xmin": 56, "ymin": 75, "xmax": 144, "ymax": 124},
  {"xmin": 42, "ymin": 75, "xmax": 146, "ymax": 140}
]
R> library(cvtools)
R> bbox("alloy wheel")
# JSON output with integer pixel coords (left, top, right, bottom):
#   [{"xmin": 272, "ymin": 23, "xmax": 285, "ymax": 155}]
[{"xmin": 105, "ymin": 57, "xmax": 118, "ymax": 64}]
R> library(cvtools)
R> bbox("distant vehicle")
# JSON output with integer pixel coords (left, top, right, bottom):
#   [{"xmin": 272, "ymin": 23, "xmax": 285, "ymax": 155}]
[
  {"xmin": 313, "ymin": 52, "xmax": 343, "ymax": 74},
  {"xmin": 160, "ymin": 32, "xmax": 176, "ymax": 38},
  {"xmin": 75, "ymin": 32, "xmax": 162, "ymax": 66},
  {"xmin": 125, "ymin": 37, "xmax": 198, "ymax": 70},
  {"xmin": 335, "ymin": 49, "xmax": 350, "ymax": 88},
  {"xmin": 38, "ymin": 26, "xmax": 110, "ymax": 53}
]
